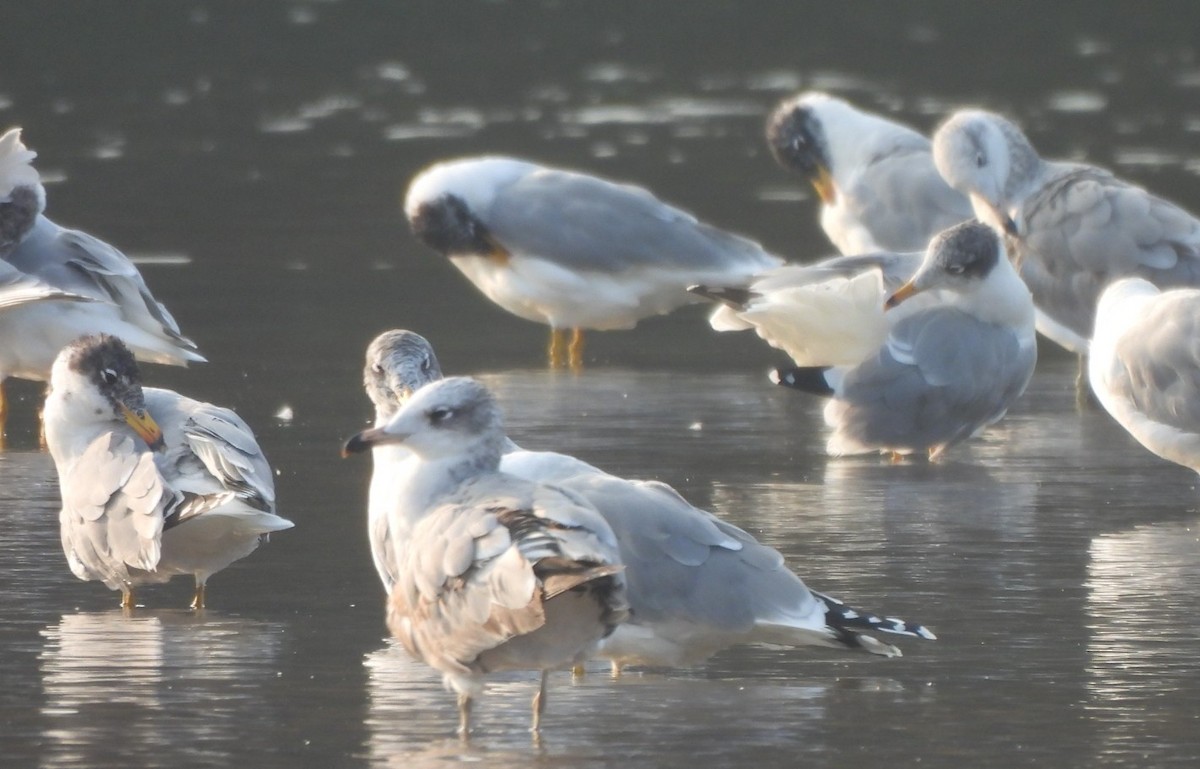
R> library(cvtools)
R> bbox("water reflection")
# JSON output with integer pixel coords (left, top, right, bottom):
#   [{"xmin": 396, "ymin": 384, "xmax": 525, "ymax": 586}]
[
  {"xmin": 38, "ymin": 611, "xmax": 286, "ymax": 769},
  {"xmin": 1085, "ymin": 518, "xmax": 1200, "ymax": 763}
]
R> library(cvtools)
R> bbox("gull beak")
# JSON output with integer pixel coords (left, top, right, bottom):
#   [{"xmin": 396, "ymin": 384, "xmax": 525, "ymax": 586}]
[
  {"xmin": 483, "ymin": 234, "xmax": 512, "ymax": 266},
  {"xmin": 811, "ymin": 164, "xmax": 837, "ymax": 205},
  {"xmin": 970, "ymin": 193, "xmax": 1019, "ymax": 238},
  {"xmin": 120, "ymin": 404, "xmax": 165, "ymax": 451},
  {"xmin": 341, "ymin": 426, "xmax": 409, "ymax": 457},
  {"xmin": 885, "ymin": 280, "xmax": 921, "ymax": 310}
]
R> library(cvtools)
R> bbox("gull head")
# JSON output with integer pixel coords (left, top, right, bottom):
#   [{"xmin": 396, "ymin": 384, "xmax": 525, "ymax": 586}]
[
  {"xmin": 344, "ymin": 376, "xmax": 503, "ymax": 463},
  {"xmin": 932, "ymin": 110, "xmax": 1039, "ymax": 236},
  {"xmin": 363, "ymin": 329, "xmax": 444, "ymax": 420},
  {"xmin": 0, "ymin": 127, "xmax": 47, "ymax": 237},
  {"xmin": 49, "ymin": 334, "xmax": 164, "ymax": 450},
  {"xmin": 404, "ymin": 156, "xmax": 534, "ymax": 257},
  {"xmin": 766, "ymin": 93, "xmax": 836, "ymax": 204},
  {"xmin": 886, "ymin": 221, "xmax": 1005, "ymax": 308}
]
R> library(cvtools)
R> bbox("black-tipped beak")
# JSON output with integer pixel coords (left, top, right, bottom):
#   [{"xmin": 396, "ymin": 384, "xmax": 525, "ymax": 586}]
[
  {"xmin": 120, "ymin": 404, "xmax": 165, "ymax": 451},
  {"xmin": 341, "ymin": 426, "xmax": 406, "ymax": 457},
  {"xmin": 1002, "ymin": 215, "xmax": 1019, "ymax": 237}
]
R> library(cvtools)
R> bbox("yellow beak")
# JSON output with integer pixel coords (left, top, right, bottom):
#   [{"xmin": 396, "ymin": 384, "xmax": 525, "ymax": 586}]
[
  {"xmin": 120, "ymin": 404, "xmax": 164, "ymax": 451},
  {"xmin": 884, "ymin": 280, "xmax": 921, "ymax": 310},
  {"xmin": 811, "ymin": 165, "xmax": 837, "ymax": 205}
]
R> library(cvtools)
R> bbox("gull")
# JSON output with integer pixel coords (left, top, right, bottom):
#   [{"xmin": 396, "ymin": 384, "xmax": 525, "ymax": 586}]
[
  {"xmin": 342, "ymin": 376, "xmax": 628, "ymax": 736},
  {"xmin": 766, "ymin": 92, "xmax": 971, "ymax": 254},
  {"xmin": 0, "ymin": 128, "xmax": 204, "ymax": 435},
  {"xmin": 932, "ymin": 109, "xmax": 1200, "ymax": 357},
  {"xmin": 1089, "ymin": 278, "xmax": 1200, "ymax": 473},
  {"xmin": 42, "ymin": 334, "xmax": 292, "ymax": 609},
  {"xmin": 354, "ymin": 330, "xmax": 936, "ymax": 675},
  {"xmin": 709, "ymin": 222, "xmax": 1036, "ymax": 459},
  {"xmin": 403, "ymin": 156, "xmax": 783, "ymax": 368}
]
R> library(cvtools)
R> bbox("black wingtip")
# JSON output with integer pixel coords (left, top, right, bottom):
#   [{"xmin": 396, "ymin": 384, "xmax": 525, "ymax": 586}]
[
  {"xmin": 770, "ymin": 366, "xmax": 834, "ymax": 397},
  {"xmin": 816, "ymin": 590, "xmax": 937, "ymax": 642},
  {"xmin": 687, "ymin": 284, "xmax": 754, "ymax": 310}
]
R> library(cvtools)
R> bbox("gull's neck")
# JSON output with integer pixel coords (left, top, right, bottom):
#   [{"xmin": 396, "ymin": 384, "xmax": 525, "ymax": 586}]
[
  {"xmin": 391, "ymin": 438, "xmax": 503, "ymax": 537},
  {"xmin": 950, "ymin": 261, "xmax": 1035, "ymax": 332}
]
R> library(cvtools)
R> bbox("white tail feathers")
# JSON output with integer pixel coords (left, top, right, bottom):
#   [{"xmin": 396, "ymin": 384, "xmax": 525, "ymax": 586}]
[
  {"xmin": 0, "ymin": 127, "xmax": 42, "ymax": 200},
  {"xmin": 737, "ymin": 269, "xmax": 889, "ymax": 367}
]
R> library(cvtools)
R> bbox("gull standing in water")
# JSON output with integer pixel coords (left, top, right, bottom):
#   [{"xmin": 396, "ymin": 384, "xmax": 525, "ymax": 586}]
[
  {"xmin": 353, "ymin": 330, "xmax": 935, "ymax": 674},
  {"xmin": 403, "ymin": 156, "xmax": 783, "ymax": 368},
  {"xmin": 43, "ymin": 335, "xmax": 292, "ymax": 609},
  {"xmin": 933, "ymin": 109, "xmax": 1200, "ymax": 359},
  {"xmin": 0, "ymin": 128, "xmax": 204, "ymax": 435},
  {"xmin": 766, "ymin": 92, "xmax": 971, "ymax": 254},
  {"xmin": 1090, "ymin": 278, "xmax": 1200, "ymax": 473},
  {"xmin": 342, "ymin": 376, "xmax": 628, "ymax": 735},
  {"xmin": 707, "ymin": 222, "xmax": 1035, "ymax": 459}
]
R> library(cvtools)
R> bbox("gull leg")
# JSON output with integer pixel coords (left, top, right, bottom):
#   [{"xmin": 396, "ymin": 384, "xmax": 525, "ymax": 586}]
[
  {"xmin": 548, "ymin": 329, "xmax": 567, "ymax": 368},
  {"xmin": 457, "ymin": 692, "xmax": 473, "ymax": 739},
  {"xmin": 609, "ymin": 660, "xmax": 623, "ymax": 679},
  {"xmin": 121, "ymin": 587, "xmax": 135, "ymax": 610},
  {"xmin": 531, "ymin": 670, "xmax": 548, "ymax": 734},
  {"xmin": 190, "ymin": 581, "xmax": 206, "ymax": 610},
  {"xmin": 571, "ymin": 664, "xmax": 586, "ymax": 679},
  {"xmin": 568, "ymin": 329, "xmax": 585, "ymax": 370}
]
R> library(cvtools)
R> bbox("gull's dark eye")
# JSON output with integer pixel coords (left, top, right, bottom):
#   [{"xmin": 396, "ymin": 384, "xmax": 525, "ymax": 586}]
[
  {"xmin": 946, "ymin": 263, "xmax": 967, "ymax": 276},
  {"xmin": 429, "ymin": 407, "xmax": 453, "ymax": 424},
  {"xmin": 101, "ymin": 369, "xmax": 118, "ymax": 385},
  {"xmin": 370, "ymin": 363, "xmax": 383, "ymax": 375},
  {"xmin": 975, "ymin": 152, "xmax": 986, "ymax": 168},
  {"xmin": 420, "ymin": 357, "xmax": 432, "ymax": 372}
]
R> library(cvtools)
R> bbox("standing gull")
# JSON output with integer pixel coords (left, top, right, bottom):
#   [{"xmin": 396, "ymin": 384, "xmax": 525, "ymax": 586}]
[
  {"xmin": 767, "ymin": 92, "xmax": 971, "ymax": 254},
  {"xmin": 1089, "ymin": 278, "xmax": 1200, "ymax": 473},
  {"xmin": 342, "ymin": 376, "xmax": 628, "ymax": 735},
  {"xmin": 932, "ymin": 109, "xmax": 1200, "ymax": 356},
  {"xmin": 403, "ymin": 156, "xmax": 783, "ymax": 368},
  {"xmin": 714, "ymin": 222, "xmax": 1036, "ymax": 459},
  {"xmin": 0, "ymin": 128, "xmax": 204, "ymax": 435},
  {"xmin": 43, "ymin": 334, "xmax": 292, "ymax": 609},
  {"xmin": 354, "ymin": 330, "xmax": 936, "ymax": 673}
]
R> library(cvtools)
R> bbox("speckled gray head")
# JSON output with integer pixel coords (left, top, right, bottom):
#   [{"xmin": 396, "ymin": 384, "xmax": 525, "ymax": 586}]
[
  {"xmin": 407, "ymin": 194, "xmax": 495, "ymax": 257},
  {"xmin": 927, "ymin": 220, "xmax": 1002, "ymax": 283},
  {"xmin": 54, "ymin": 333, "xmax": 164, "ymax": 449},
  {"xmin": 63, "ymin": 334, "xmax": 147, "ymax": 412},
  {"xmin": 344, "ymin": 376, "xmax": 504, "ymax": 463},
  {"xmin": 765, "ymin": 97, "xmax": 831, "ymax": 191},
  {"xmin": 363, "ymin": 329, "xmax": 444, "ymax": 419}
]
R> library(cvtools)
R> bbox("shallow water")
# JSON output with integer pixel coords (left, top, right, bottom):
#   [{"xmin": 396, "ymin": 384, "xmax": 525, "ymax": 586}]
[{"xmin": 3, "ymin": 2, "xmax": 1200, "ymax": 767}]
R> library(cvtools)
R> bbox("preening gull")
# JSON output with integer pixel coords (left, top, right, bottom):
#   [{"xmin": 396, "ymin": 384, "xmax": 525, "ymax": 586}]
[
  {"xmin": 0, "ymin": 128, "xmax": 204, "ymax": 434},
  {"xmin": 403, "ymin": 156, "xmax": 782, "ymax": 368},
  {"xmin": 1090, "ymin": 278, "xmax": 1200, "ymax": 473},
  {"xmin": 353, "ymin": 330, "xmax": 936, "ymax": 675},
  {"xmin": 766, "ymin": 92, "xmax": 971, "ymax": 254},
  {"xmin": 43, "ymin": 335, "xmax": 292, "ymax": 609},
  {"xmin": 342, "ymin": 376, "xmax": 628, "ymax": 735},
  {"xmin": 704, "ymin": 222, "xmax": 1035, "ymax": 459},
  {"xmin": 932, "ymin": 109, "xmax": 1200, "ymax": 356}
]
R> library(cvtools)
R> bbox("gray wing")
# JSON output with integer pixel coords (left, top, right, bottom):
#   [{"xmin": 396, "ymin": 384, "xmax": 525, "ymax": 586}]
[
  {"xmin": 6, "ymin": 215, "xmax": 201, "ymax": 356},
  {"xmin": 59, "ymin": 432, "xmax": 174, "ymax": 589},
  {"xmin": 0, "ymin": 259, "xmax": 94, "ymax": 311},
  {"xmin": 560, "ymin": 472, "xmax": 819, "ymax": 632},
  {"xmin": 846, "ymin": 148, "xmax": 973, "ymax": 252},
  {"xmin": 144, "ymin": 388, "xmax": 276, "ymax": 511},
  {"xmin": 1108, "ymin": 292, "xmax": 1200, "ymax": 433},
  {"xmin": 831, "ymin": 308, "xmax": 1037, "ymax": 453},
  {"xmin": 485, "ymin": 169, "xmax": 780, "ymax": 274},
  {"xmin": 1019, "ymin": 167, "xmax": 1200, "ymax": 338}
]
